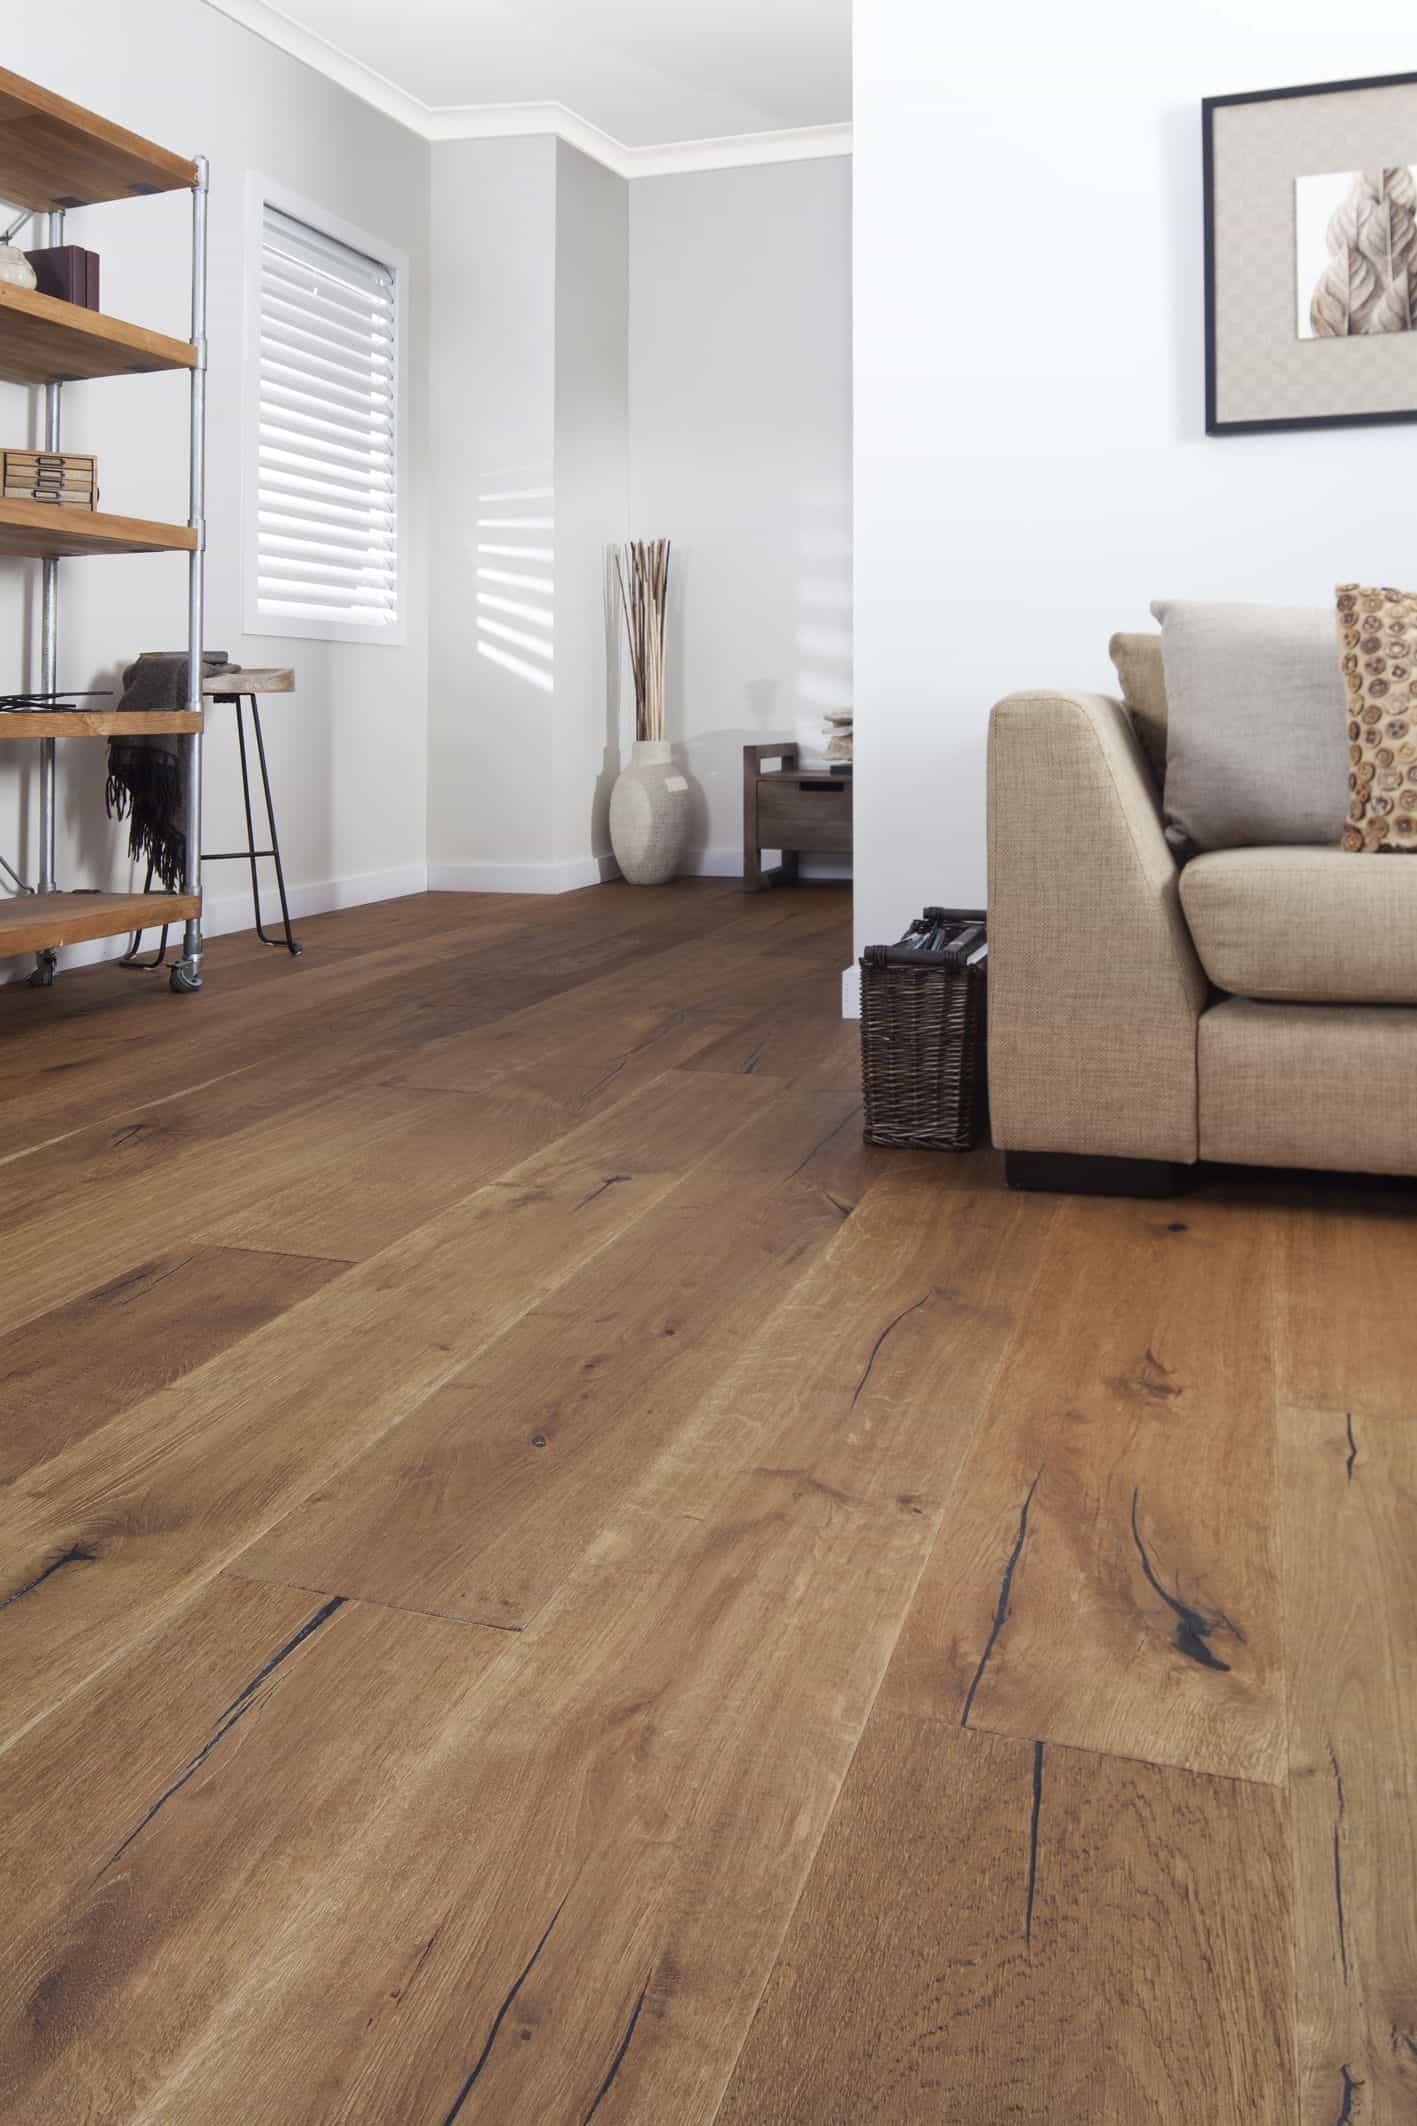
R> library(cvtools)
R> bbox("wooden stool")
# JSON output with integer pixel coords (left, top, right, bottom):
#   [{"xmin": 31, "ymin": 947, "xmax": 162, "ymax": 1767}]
[{"xmin": 201, "ymin": 667, "xmax": 301, "ymax": 957}]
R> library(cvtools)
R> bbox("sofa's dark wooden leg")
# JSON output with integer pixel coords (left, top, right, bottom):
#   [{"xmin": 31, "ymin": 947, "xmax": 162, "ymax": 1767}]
[{"xmin": 1004, "ymin": 1151, "xmax": 1194, "ymax": 1198}]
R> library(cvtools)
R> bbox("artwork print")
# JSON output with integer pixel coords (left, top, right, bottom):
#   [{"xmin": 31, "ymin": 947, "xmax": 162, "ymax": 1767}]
[{"xmin": 1296, "ymin": 165, "xmax": 1417, "ymax": 338}]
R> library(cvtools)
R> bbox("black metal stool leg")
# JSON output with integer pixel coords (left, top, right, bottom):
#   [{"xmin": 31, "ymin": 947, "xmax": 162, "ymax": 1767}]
[
  {"xmin": 232, "ymin": 699, "xmax": 274, "ymax": 946},
  {"xmin": 247, "ymin": 695, "xmax": 301, "ymax": 956},
  {"xmin": 120, "ymin": 857, "xmax": 173, "ymax": 970}
]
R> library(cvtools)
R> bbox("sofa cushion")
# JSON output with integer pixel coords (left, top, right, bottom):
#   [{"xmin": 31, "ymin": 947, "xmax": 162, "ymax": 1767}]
[
  {"xmin": 1181, "ymin": 845, "xmax": 1417, "ymax": 1003},
  {"xmin": 1108, "ymin": 631, "xmax": 1167, "ymax": 785},
  {"xmin": 1150, "ymin": 599, "xmax": 1348, "ymax": 855},
  {"xmin": 1200, "ymin": 997, "xmax": 1417, "ymax": 1175}
]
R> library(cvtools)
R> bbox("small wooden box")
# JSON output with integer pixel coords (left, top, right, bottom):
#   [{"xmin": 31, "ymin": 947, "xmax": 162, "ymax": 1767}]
[
  {"xmin": 743, "ymin": 743, "xmax": 853, "ymax": 889},
  {"xmin": 1, "ymin": 448, "xmax": 97, "ymax": 508}
]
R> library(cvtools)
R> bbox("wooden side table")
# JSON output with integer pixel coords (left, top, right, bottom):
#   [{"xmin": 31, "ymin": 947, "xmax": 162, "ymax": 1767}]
[{"xmin": 743, "ymin": 743, "xmax": 853, "ymax": 890}]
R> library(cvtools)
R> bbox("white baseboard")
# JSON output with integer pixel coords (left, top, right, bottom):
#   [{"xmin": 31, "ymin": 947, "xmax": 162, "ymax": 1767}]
[
  {"xmin": 0, "ymin": 861, "xmax": 428, "ymax": 986},
  {"xmin": 202, "ymin": 862, "xmax": 429, "ymax": 937},
  {"xmin": 841, "ymin": 962, "xmax": 860, "ymax": 1020},
  {"xmin": 427, "ymin": 854, "xmax": 618, "ymax": 894}
]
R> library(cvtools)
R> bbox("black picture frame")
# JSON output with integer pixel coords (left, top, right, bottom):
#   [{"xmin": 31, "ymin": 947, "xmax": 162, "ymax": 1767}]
[{"xmin": 1203, "ymin": 70, "xmax": 1417, "ymax": 437}]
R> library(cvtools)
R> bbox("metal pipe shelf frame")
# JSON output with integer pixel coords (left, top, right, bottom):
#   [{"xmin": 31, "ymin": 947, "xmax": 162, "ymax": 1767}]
[{"xmin": 8, "ymin": 114, "xmax": 208, "ymax": 995}]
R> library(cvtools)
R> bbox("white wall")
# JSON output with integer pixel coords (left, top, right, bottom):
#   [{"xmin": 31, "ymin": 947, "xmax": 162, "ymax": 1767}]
[
  {"xmin": 629, "ymin": 160, "xmax": 853, "ymax": 872},
  {"xmin": 428, "ymin": 146, "xmax": 848, "ymax": 889},
  {"xmin": 854, "ymin": 0, "xmax": 1417, "ymax": 967},
  {"xmin": 553, "ymin": 142, "xmax": 629, "ymax": 882},
  {"xmin": 2, "ymin": 0, "xmax": 430, "ymax": 978},
  {"xmin": 426, "ymin": 135, "xmax": 558, "ymax": 889},
  {"xmin": 427, "ymin": 137, "xmax": 629, "ymax": 894}
]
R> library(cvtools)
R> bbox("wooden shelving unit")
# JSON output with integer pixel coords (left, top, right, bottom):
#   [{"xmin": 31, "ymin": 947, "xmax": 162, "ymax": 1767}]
[
  {"xmin": 0, "ymin": 65, "xmax": 196, "ymax": 210},
  {"xmin": 0, "ymin": 889, "xmax": 200, "ymax": 959},
  {"xmin": 0, "ymin": 708, "xmax": 202, "ymax": 740},
  {"xmin": 0, "ymin": 67, "xmax": 208, "ymax": 992},
  {"xmin": 0, "ymin": 281, "xmax": 195, "ymax": 386},
  {"xmin": 0, "ymin": 497, "xmax": 196, "ymax": 559}
]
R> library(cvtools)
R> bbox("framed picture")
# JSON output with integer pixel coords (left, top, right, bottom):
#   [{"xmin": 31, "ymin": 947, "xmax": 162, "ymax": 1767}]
[{"xmin": 1203, "ymin": 70, "xmax": 1417, "ymax": 435}]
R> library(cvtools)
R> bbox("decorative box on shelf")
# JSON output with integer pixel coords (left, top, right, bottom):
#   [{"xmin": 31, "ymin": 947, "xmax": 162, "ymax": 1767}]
[
  {"xmin": 24, "ymin": 244, "xmax": 99, "ymax": 309},
  {"xmin": 1, "ymin": 447, "xmax": 96, "ymax": 508}
]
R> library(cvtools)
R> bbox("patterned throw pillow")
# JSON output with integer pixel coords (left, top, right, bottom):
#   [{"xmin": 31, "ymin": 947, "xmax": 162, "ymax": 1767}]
[{"xmin": 1339, "ymin": 583, "xmax": 1417, "ymax": 852}]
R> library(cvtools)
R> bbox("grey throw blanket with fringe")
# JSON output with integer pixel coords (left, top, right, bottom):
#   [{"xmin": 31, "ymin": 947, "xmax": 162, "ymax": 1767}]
[{"xmin": 106, "ymin": 652, "xmax": 231, "ymax": 892}]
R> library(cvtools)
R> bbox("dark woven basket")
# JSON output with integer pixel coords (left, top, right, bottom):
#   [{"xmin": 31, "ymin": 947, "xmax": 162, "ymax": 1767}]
[{"xmin": 859, "ymin": 907, "xmax": 988, "ymax": 1150}]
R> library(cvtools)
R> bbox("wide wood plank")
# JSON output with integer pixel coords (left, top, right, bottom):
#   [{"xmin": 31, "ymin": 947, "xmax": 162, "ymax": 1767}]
[
  {"xmin": 0, "ymin": 1246, "xmax": 346, "ymax": 1485},
  {"xmin": 0, "ymin": 881, "xmax": 746, "ymax": 1157},
  {"xmin": 882, "ymin": 1193, "xmax": 1285, "ymax": 1784},
  {"xmin": 716, "ymin": 1710, "xmax": 1295, "ymax": 2124},
  {"xmin": 228, "ymin": 1085, "xmax": 866, "ymax": 1623},
  {"xmin": 1277, "ymin": 1204, "xmax": 1417, "ymax": 2124},
  {"xmin": 0, "ymin": 1079, "xmax": 496, "ymax": 1327},
  {"xmin": 0, "ymin": 1069, "xmax": 779, "ymax": 1751},
  {"xmin": 0, "ymin": 1583, "xmax": 507, "ymax": 2120},
  {"xmin": 86, "ymin": 1181, "xmax": 1054, "ymax": 2124}
]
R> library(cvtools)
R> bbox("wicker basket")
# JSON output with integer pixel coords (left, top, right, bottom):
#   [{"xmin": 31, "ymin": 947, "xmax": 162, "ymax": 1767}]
[{"xmin": 859, "ymin": 907, "xmax": 988, "ymax": 1150}]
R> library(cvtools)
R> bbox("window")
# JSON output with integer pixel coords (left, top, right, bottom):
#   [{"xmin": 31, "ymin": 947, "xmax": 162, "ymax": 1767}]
[{"xmin": 247, "ymin": 191, "xmax": 403, "ymax": 643}]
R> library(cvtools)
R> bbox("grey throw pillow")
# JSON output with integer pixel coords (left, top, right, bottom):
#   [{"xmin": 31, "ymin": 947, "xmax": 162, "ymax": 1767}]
[{"xmin": 1151, "ymin": 599, "xmax": 1347, "ymax": 855}]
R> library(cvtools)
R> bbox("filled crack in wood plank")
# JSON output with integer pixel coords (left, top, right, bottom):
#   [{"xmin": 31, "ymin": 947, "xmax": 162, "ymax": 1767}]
[
  {"xmin": 1024, "ymin": 1740, "xmax": 1044, "ymax": 1947},
  {"xmin": 785, "ymin": 1106, "xmax": 855, "ymax": 1179},
  {"xmin": 577, "ymin": 1012, "xmax": 687, "ymax": 1107},
  {"xmin": 1334, "ymin": 2063, "xmax": 1362, "ymax": 2124},
  {"xmin": 1115, "ymin": 1345, "xmax": 1182, "ymax": 1402},
  {"xmin": 580, "ymin": 1979, "xmax": 650, "ymax": 2123},
  {"xmin": 439, "ymin": 1898, "xmax": 566, "ymax": 2124},
  {"xmin": 102, "ymin": 1596, "xmax": 344, "ymax": 1870},
  {"xmin": 0, "ymin": 1543, "xmax": 97, "ymax": 1612},
  {"xmin": 960, "ymin": 1470, "xmax": 1042, "ymax": 1728},
  {"xmin": 850, "ymin": 1293, "xmax": 931, "ymax": 1409},
  {"xmin": 1128, "ymin": 1488, "xmax": 1236, "ymax": 1673},
  {"xmin": 1330, "ymin": 1746, "xmax": 1350, "ymax": 1988},
  {"xmin": 575, "ymin": 1174, "xmax": 632, "ymax": 1211}
]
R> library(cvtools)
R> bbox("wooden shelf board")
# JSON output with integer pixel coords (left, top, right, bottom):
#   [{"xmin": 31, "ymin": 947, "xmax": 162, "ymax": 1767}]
[
  {"xmin": 0, "ymin": 498, "xmax": 196, "ymax": 559},
  {"xmin": 0, "ymin": 66, "xmax": 195, "ymax": 210},
  {"xmin": 0, "ymin": 889, "xmax": 199, "ymax": 958},
  {"xmin": 0, "ymin": 709, "xmax": 203, "ymax": 740},
  {"xmin": 0, "ymin": 283, "xmax": 195, "ymax": 386}
]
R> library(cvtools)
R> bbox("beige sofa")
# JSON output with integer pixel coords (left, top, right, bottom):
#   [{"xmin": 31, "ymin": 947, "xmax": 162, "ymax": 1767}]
[{"xmin": 987, "ymin": 686, "xmax": 1417, "ymax": 1193}]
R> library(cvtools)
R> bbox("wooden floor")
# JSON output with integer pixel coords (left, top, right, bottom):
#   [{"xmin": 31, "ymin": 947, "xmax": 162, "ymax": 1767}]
[{"xmin": 0, "ymin": 880, "xmax": 1412, "ymax": 2125}]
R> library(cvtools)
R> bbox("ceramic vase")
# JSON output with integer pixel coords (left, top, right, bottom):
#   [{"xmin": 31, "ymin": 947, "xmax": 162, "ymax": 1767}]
[
  {"xmin": 609, "ymin": 739, "xmax": 690, "ymax": 885},
  {"xmin": 0, "ymin": 247, "xmax": 37, "ymax": 290}
]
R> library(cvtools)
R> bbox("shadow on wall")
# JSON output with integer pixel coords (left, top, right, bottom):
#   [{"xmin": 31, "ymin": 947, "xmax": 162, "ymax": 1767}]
[
  {"xmin": 795, "ymin": 491, "xmax": 853, "ymax": 768},
  {"xmin": 639, "ymin": 493, "xmax": 852, "ymax": 872},
  {"xmin": 596, "ymin": 544, "xmax": 622, "ymax": 851},
  {"xmin": 475, "ymin": 481, "xmax": 555, "ymax": 696}
]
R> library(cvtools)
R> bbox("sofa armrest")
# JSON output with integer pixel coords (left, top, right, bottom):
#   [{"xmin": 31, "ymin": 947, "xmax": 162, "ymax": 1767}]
[{"xmin": 987, "ymin": 690, "xmax": 1207, "ymax": 1162}]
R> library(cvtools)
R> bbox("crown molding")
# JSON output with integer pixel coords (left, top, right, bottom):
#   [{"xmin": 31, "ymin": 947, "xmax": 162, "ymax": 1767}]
[
  {"xmin": 202, "ymin": 0, "xmax": 851, "ymax": 176},
  {"xmin": 203, "ymin": 0, "xmax": 434, "ymax": 133}
]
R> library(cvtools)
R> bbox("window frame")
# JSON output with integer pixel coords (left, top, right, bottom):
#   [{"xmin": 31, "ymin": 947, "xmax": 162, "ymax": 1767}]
[{"xmin": 242, "ymin": 173, "xmax": 409, "ymax": 648}]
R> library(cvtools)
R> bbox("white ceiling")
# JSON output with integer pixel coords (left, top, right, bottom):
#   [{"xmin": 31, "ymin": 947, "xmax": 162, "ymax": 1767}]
[{"xmin": 205, "ymin": 0, "xmax": 851, "ymax": 173}]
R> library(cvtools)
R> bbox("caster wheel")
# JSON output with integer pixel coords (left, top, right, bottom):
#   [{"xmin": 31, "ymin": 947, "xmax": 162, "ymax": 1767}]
[
  {"xmin": 28, "ymin": 967, "xmax": 54, "ymax": 989},
  {"xmin": 170, "ymin": 962, "xmax": 203, "ymax": 994}
]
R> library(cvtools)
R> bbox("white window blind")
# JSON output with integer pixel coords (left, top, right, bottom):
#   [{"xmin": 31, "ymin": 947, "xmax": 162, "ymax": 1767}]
[{"xmin": 254, "ymin": 204, "xmax": 398, "ymax": 633}]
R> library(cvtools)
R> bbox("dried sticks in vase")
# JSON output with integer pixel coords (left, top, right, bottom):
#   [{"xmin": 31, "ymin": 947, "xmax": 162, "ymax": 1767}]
[{"xmin": 615, "ymin": 539, "xmax": 670, "ymax": 744}]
